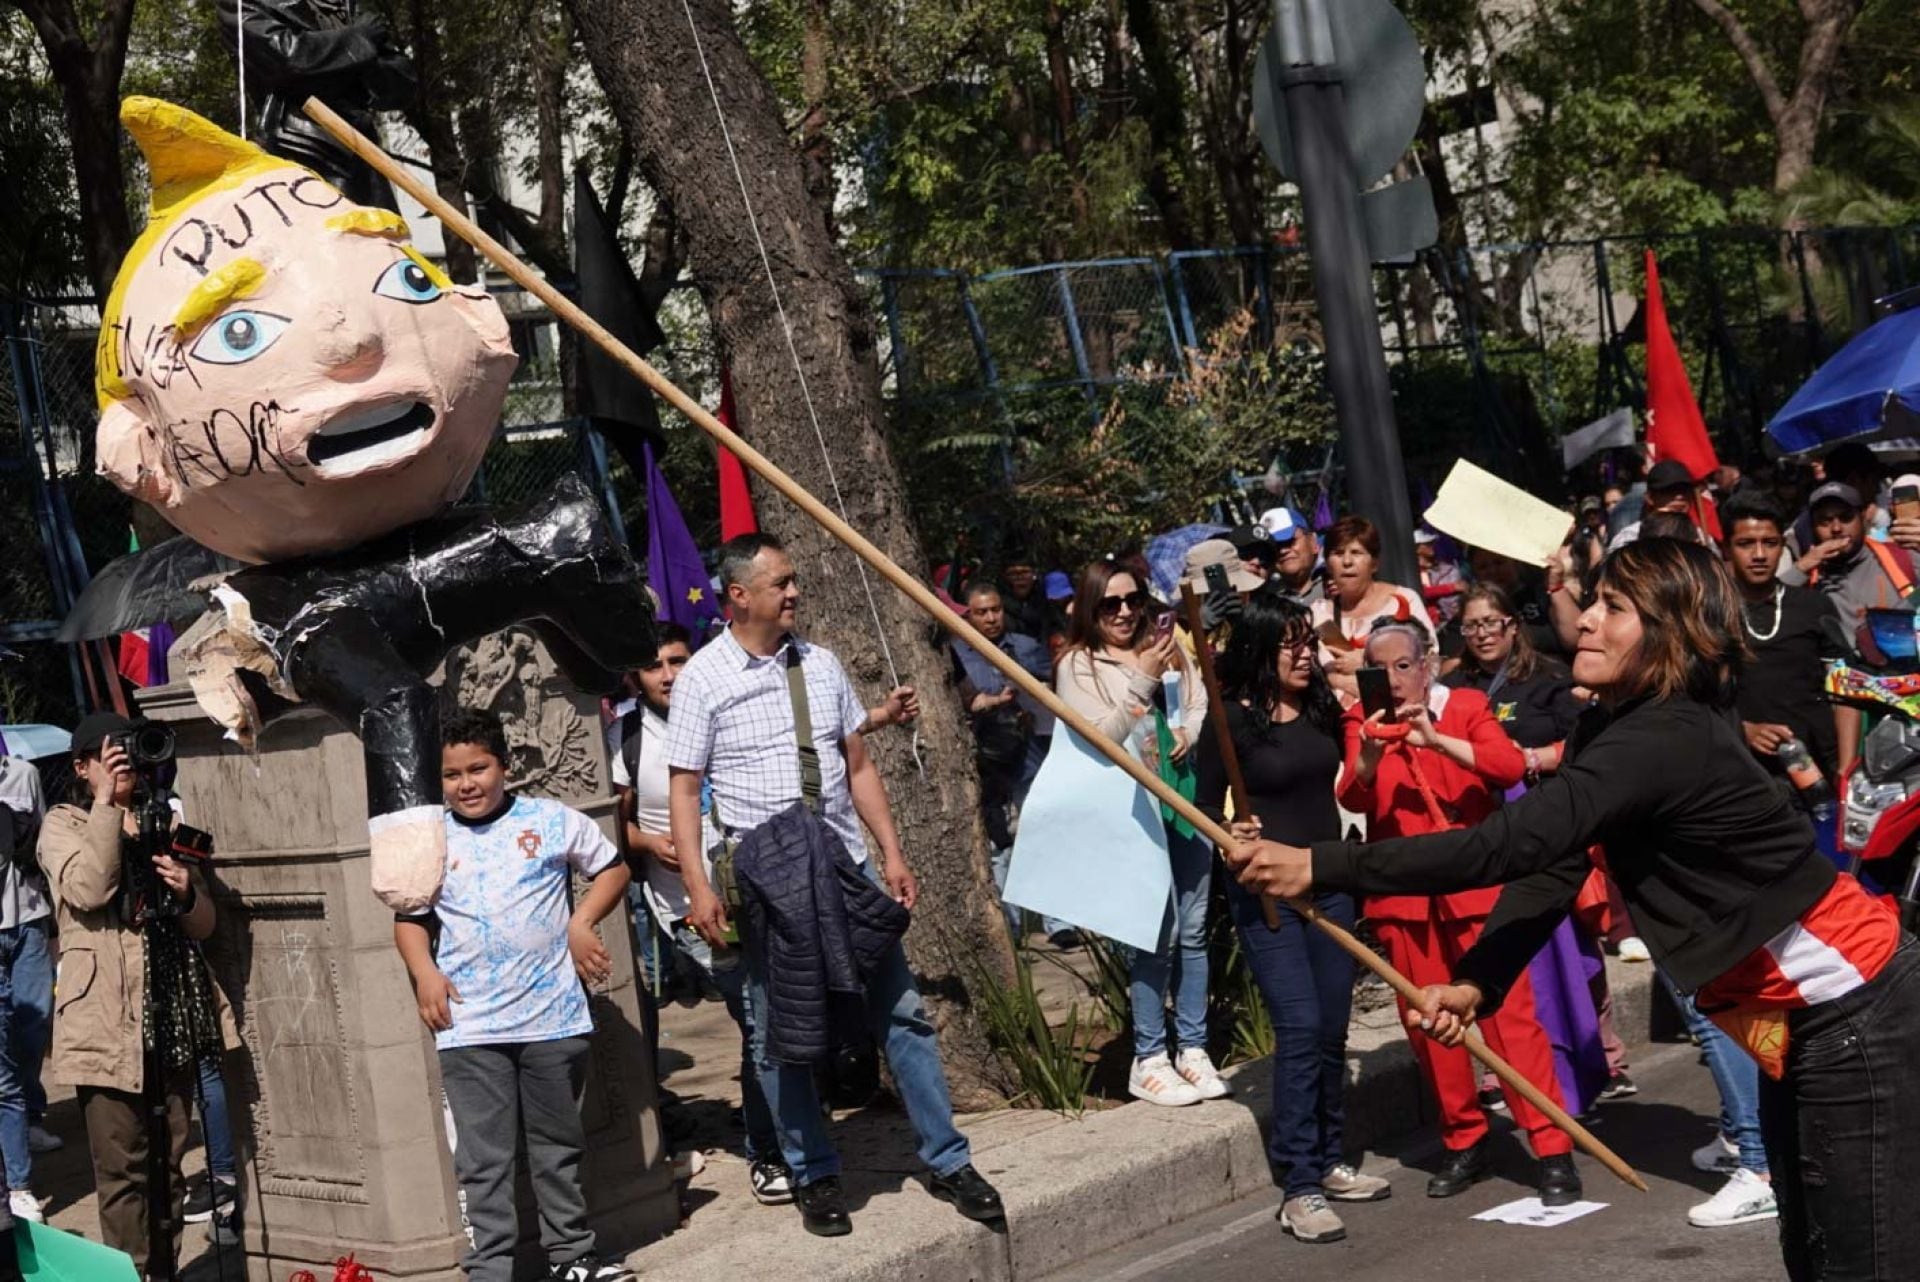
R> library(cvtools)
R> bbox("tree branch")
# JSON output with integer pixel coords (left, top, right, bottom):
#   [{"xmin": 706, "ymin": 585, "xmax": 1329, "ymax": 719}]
[{"xmin": 1688, "ymin": 0, "xmax": 1788, "ymax": 126}]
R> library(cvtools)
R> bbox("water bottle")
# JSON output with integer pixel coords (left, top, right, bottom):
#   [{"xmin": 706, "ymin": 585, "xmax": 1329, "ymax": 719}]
[{"xmin": 1778, "ymin": 737, "xmax": 1836, "ymax": 820}]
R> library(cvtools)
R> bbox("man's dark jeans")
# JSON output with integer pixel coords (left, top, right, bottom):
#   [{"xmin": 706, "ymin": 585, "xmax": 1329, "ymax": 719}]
[{"xmin": 1760, "ymin": 935, "xmax": 1920, "ymax": 1280}]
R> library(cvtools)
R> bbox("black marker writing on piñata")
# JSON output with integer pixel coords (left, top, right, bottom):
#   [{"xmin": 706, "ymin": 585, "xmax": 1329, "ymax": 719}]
[
  {"xmin": 164, "ymin": 401, "xmax": 305, "ymax": 489},
  {"xmin": 159, "ymin": 177, "xmax": 346, "ymax": 276}
]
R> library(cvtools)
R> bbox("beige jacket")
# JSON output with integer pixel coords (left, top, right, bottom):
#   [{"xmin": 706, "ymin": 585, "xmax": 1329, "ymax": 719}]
[
  {"xmin": 38, "ymin": 802, "xmax": 238, "ymax": 1093},
  {"xmin": 1053, "ymin": 645, "xmax": 1207, "ymax": 747}
]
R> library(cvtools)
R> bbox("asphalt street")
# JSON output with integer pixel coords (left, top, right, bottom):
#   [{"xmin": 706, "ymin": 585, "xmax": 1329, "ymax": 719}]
[{"xmin": 1043, "ymin": 1039, "xmax": 1785, "ymax": 1282}]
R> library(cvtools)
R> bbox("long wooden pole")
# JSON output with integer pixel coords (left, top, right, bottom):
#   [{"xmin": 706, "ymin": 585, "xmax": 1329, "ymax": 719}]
[{"xmin": 303, "ymin": 98, "xmax": 1643, "ymax": 1192}]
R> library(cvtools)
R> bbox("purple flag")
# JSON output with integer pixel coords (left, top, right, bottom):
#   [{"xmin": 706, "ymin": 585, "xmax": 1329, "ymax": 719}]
[{"xmin": 643, "ymin": 441, "xmax": 720, "ymax": 642}]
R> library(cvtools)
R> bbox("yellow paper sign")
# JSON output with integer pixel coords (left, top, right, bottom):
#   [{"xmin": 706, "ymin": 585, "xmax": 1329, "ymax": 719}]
[{"xmin": 1423, "ymin": 460, "xmax": 1574, "ymax": 567}]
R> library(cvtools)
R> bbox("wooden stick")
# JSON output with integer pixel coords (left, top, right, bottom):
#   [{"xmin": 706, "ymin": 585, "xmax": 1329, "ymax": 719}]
[
  {"xmin": 1176, "ymin": 586, "xmax": 1280, "ymax": 931},
  {"xmin": 302, "ymin": 98, "xmax": 1645, "ymax": 1193}
]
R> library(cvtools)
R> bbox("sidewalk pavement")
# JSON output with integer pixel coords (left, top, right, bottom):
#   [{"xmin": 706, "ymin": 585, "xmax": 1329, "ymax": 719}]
[{"xmin": 628, "ymin": 954, "xmax": 1661, "ymax": 1280}]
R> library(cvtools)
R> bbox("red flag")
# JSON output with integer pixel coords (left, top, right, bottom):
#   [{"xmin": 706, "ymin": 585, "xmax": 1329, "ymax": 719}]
[
  {"xmin": 116, "ymin": 629, "xmax": 151, "ymax": 688},
  {"xmin": 715, "ymin": 369, "xmax": 758, "ymax": 539},
  {"xmin": 1642, "ymin": 250, "xmax": 1719, "ymax": 481}
]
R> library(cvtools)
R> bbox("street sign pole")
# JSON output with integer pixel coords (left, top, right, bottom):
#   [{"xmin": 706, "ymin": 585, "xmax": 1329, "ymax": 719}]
[{"xmin": 1273, "ymin": 0, "xmax": 1418, "ymax": 588}]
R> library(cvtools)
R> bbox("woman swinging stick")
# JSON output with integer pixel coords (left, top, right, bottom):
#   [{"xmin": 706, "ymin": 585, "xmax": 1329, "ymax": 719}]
[{"xmin": 1232, "ymin": 537, "xmax": 1918, "ymax": 1281}]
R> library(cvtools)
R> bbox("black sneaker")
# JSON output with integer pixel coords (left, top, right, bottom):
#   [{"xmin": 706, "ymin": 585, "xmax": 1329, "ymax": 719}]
[
  {"xmin": 795, "ymin": 1176, "xmax": 852, "ymax": 1237},
  {"xmin": 750, "ymin": 1157, "xmax": 796, "ymax": 1206},
  {"xmin": 928, "ymin": 1164, "xmax": 1005, "ymax": 1223},
  {"xmin": 1477, "ymin": 1088, "xmax": 1507, "ymax": 1113},
  {"xmin": 547, "ymin": 1256, "xmax": 635, "ymax": 1282},
  {"xmin": 1597, "ymin": 1072, "xmax": 1638, "ymax": 1101},
  {"xmin": 183, "ymin": 1176, "xmax": 237, "ymax": 1224}
]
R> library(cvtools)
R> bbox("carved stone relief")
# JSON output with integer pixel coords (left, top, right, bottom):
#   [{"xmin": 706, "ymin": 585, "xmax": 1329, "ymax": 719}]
[{"xmin": 441, "ymin": 626, "xmax": 602, "ymax": 799}]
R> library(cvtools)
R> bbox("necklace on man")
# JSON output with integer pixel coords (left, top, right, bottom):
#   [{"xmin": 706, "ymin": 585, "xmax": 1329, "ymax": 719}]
[{"xmin": 1743, "ymin": 583, "xmax": 1785, "ymax": 643}]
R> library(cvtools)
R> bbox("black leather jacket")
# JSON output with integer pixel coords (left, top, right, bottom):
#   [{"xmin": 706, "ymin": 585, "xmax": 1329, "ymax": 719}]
[{"xmin": 217, "ymin": 0, "xmax": 415, "ymax": 207}]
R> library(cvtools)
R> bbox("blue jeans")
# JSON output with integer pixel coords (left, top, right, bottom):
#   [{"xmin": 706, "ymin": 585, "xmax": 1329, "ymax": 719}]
[
  {"xmin": 669, "ymin": 924, "xmax": 779, "ymax": 1163},
  {"xmin": 195, "ymin": 1057, "xmax": 236, "ymax": 1183},
  {"xmin": 1129, "ymin": 830, "xmax": 1212, "ymax": 1059},
  {"xmin": 0, "ymin": 919, "xmax": 53, "ymax": 1189},
  {"xmin": 741, "ymin": 863, "xmax": 970, "ymax": 1186},
  {"xmin": 1228, "ymin": 883, "xmax": 1356, "ymax": 1196},
  {"xmin": 1660, "ymin": 970, "xmax": 1766, "ymax": 1175}
]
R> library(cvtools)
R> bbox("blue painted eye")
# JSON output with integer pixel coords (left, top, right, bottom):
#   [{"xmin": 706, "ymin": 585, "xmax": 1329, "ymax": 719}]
[
  {"xmin": 373, "ymin": 258, "xmax": 445, "ymax": 304},
  {"xmin": 189, "ymin": 310, "xmax": 291, "ymax": 365}
]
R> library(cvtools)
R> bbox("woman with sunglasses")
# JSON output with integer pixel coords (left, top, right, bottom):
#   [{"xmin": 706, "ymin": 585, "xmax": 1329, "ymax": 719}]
[
  {"xmin": 1342, "ymin": 617, "xmax": 1582, "ymax": 1207},
  {"xmin": 1232, "ymin": 540, "xmax": 1916, "ymax": 1281},
  {"xmin": 1055, "ymin": 560, "xmax": 1225, "ymax": 1106},
  {"xmin": 1195, "ymin": 592, "xmax": 1390, "ymax": 1244},
  {"xmin": 1445, "ymin": 585, "xmax": 1623, "ymax": 1113}
]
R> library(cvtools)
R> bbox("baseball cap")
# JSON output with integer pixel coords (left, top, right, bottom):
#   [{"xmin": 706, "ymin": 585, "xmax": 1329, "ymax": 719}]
[
  {"xmin": 1183, "ymin": 539, "xmax": 1265, "ymax": 594},
  {"xmin": 72, "ymin": 711, "xmax": 132, "ymax": 758},
  {"xmin": 1809, "ymin": 481, "xmax": 1863, "ymax": 512},
  {"xmin": 1256, "ymin": 506, "xmax": 1306, "ymax": 541},
  {"xmin": 1577, "ymin": 495, "xmax": 1603, "ymax": 515},
  {"xmin": 1645, "ymin": 459, "xmax": 1696, "ymax": 493},
  {"xmin": 1042, "ymin": 570, "xmax": 1074, "ymax": 601}
]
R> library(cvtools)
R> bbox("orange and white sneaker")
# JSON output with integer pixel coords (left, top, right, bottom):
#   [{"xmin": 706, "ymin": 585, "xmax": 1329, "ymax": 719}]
[
  {"xmin": 1175, "ymin": 1047, "xmax": 1232, "ymax": 1099},
  {"xmin": 1129, "ymin": 1053, "xmax": 1202, "ymax": 1106}
]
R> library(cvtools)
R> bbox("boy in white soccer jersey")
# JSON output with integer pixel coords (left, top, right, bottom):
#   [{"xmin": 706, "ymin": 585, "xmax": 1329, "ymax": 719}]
[{"xmin": 394, "ymin": 709, "xmax": 635, "ymax": 1282}]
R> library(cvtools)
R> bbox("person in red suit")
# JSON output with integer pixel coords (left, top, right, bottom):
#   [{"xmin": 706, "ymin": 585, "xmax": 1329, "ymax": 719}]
[{"xmin": 1341, "ymin": 617, "xmax": 1582, "ymax": 1206}]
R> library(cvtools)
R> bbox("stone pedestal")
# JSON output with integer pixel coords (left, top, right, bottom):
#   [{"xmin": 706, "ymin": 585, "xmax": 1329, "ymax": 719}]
[{"xmin": 139, "ymin": 629, "xmax": 674, "ymax": 1280}]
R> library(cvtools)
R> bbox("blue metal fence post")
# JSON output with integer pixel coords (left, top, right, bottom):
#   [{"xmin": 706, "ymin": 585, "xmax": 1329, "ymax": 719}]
[
  {"xmin": 878, "ymin": 273, "xmax": 911, "ymax": 392},
  {"xmin": 955, "ymin": 273, "xmax": 1017, "ymax": 485},
  {"xmin": 1168, "ymin": 252, "xmax": 1201, "ymax": 352},
  {"xmin": 577, "ymin": 419, "xmax": 629, "ymax": 548},
  {"xmin": 1053, "ymin": 267, "xmax": 1101, "ymax": 420},
  {"xmin": 1150, "ymin": 259, "xmax": 1188, "ymax": 376}
]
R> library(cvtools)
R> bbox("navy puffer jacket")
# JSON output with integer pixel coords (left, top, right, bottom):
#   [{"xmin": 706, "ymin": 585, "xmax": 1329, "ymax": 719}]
[{"xmin": 733, "ymin": 801, "xmax": 909, "ymax": 1064}]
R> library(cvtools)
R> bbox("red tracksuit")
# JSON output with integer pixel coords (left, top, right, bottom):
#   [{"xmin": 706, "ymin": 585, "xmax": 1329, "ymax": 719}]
[{"xmin": 1340, "ymin": 688, "xmax": 1574, "ymax": 1157}]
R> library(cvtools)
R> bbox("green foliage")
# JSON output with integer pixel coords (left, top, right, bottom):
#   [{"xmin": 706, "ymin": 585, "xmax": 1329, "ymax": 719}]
[{"xmin": 969, "ymin": 946, "xmax": 1096, "ymax": 1113}]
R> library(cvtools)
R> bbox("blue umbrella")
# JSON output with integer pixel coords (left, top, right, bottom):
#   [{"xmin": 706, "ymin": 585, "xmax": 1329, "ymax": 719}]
[
  {"xmin": 1144, "ymin": 523, "xmax": 1228, "ymax": 600},
  {"xmin": 1768, "ymin": 307, "xmax": 1920, "ymax": 457},
  {"xmin": 0, "ymin": 726, "xmax": 71, "ymax": 760}
]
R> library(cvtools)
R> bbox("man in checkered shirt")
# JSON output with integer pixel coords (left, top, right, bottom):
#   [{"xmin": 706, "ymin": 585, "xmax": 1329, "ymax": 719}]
[{"xmin": 666, "ymin": 532, "xmax": 1005, "ymax": 1237}]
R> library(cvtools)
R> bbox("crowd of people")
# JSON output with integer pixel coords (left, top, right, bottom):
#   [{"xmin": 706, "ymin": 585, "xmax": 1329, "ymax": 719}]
[
  {"xmin": 614, "ymin": 445, "xmax": 1920, "ymax": 1274},
  {"xmin": 7, "ymin": 443, "xmax": 1918, "ymax": 1281}
]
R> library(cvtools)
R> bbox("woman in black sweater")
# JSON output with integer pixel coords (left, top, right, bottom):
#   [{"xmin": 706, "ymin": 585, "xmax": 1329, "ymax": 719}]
[
  {"xmin": 1229, "ymin": 538, "xmax": 1915, "ymax": 1282},
  {"xmin": 1195, "ymin": 592, "xmax": 1388, "ymax": 1245}
]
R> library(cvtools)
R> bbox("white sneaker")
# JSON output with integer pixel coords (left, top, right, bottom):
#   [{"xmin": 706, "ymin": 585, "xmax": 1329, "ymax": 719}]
[
  {"xmin": 1618, "ymin": 936, "xmax": 1652, "ymax": 962},
  {"xmin": 1691, "ymin": 1133, "xmax": 1741, "ymax": 1174},
  {"xmin": 1129, "ymin": 1053, "xmax": 1202, "ymax": 1106},
  {"xmin": 8, "ymin": 1190, "xmax": 43, "ymax": 1223},
  {"xmin": 1688, "ymin": 1168, "xmax": 1777, "ymax": 1228},
  {"xmin": 1174, "ymin": 1047, "xmax": 1232, "ymax": 1100},
  {"xmin": 26, "ymin": 1125, "xmax": 60, "ymax": 1154}
]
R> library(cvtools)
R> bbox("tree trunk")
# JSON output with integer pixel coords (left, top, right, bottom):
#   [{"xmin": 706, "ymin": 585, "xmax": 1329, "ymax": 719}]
[
  {"xmin": 401, "ymin": 2, "xmax": 481, "ymax": 284},
  {"xmin": 14, "ymin": 0, "xmax": 137, "ymax": 303},
  {"xmin": 529, "ymin": 0, "xmax": 570, "ymax": 252},
  {"xmin": 565, "ymin": 0, "xmax": 1017, "ymax": 1103},
  {"xmin": 798, "ymin": 0, "xmax": 835, "ymax": 217},
  {"xmin": 1042, "ymin": 0, "xmax": 1091, "ymax": 231},
  {"xmin": 1126, "ymin": 0, "xmax": 1195, "ymax": 250}
]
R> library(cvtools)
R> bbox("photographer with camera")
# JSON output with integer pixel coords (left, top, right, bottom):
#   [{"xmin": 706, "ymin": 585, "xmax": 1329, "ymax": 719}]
[{"xmin": 38, "ymin": 713, "xmax": 236, "ymax": 1278}]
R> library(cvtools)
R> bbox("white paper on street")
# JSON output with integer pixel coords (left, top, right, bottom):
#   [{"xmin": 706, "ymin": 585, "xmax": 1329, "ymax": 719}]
[
  {"xmin": 1423, "ymin": 459, "xmax": 1575, "ymax": 567},
  {"xmin": 1471, "ymin": 1197, "xmax": 1609, "ymax": 1227}
]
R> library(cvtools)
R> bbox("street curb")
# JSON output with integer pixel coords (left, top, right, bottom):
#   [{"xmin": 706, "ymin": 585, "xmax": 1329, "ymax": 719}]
[{"xmin": 631, "ymin": 958, "xmax": 1659, "ymax": 1280}]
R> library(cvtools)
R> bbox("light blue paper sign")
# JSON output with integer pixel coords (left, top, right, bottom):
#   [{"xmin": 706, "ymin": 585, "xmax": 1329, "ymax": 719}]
[{"xmin": 1004, "ymin": 724, "xmax": 1172, "ymax": 952}]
